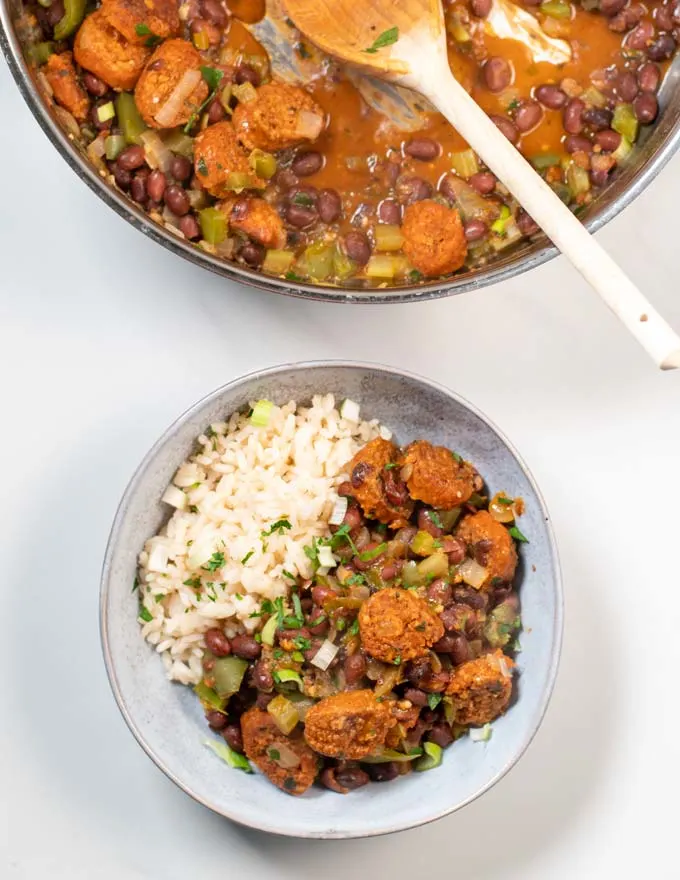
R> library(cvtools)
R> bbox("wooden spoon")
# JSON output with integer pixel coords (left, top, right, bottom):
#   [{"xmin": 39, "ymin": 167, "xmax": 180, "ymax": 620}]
[{"xmin": 283, "ymin": 0, "xmax": 680, "ymax": 370}]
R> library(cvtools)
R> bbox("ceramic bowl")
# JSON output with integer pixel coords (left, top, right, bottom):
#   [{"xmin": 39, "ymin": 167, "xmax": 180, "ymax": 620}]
[{"xmin": 100, "ymin": 361, "xmax": 563, "ymax": 838}]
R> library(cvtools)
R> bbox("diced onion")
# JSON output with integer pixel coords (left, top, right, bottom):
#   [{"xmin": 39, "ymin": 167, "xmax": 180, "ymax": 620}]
[
  {"xmin": 155, "ymin": 69, "xmax": 202, "ymax": 127},
  {"xmin": 458, "ymin": 557, "xmax": 488, "ymax": 589},
  {"xmin": 329, "ymin": 496, "xmax": 348, "ymax": 526},
  {"xmin": 269, "ymin": 740, "xmax": 301, "ymax": 769},
  {"xmin": 311, "ymin": 638, "xmax": 340, "ymax": 671},
  {"xmin": 250, "ymin": 399, "xmax": 274, "ymax": 427},
  {"xmin": 86, "ymin": 135, "xmax": 107, "ymax": 172},
  {"xmin": 470, "ymin": 723, "xmax": 492, "ymax": 742},
  {"xmin": 187, "ymin": 538, "xmax": 216, "ymax": 570},
  {"xmin": 317, "ymin": 545, "xmax": 336, "ymax": 569},
  {"xmin": 379, "ymin": 425, "xmax": 393, "ymax": 440},
  {"xmin": 141, "ymin": 129, "xmax": 175, "ymax": 173},
  {"xmin": 147, "ymin": 544, "xmax": 169, "ymax": 572},
  {"xmin": 161, "ymin": 485, "xmax": 187, "ymax": 509},
  {"xmin": 294, "ymin": 109, "xmax": 325, "ymax": 140},
  {"xmin": 340, "ymin": 398, "xmax": 360, "ymax": 422}
]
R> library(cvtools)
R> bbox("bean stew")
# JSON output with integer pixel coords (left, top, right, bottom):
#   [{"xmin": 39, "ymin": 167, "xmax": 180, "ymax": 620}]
[{"xmin": 15, "ymin": 0, "xmax": 677, "ymax": 287}]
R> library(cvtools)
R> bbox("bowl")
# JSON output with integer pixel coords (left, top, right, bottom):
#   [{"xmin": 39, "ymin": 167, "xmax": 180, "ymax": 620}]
[
  {"xmin": 2, "ymin": 5, "xmax": 680, "ymax": 303},
  {"xmin": 100, "ymin": 361, "xmax": 563, "ymax": 838}
]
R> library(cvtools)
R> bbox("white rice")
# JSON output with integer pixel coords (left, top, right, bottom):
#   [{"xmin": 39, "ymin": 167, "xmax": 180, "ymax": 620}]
[{"xmin": 137, "ymin": 393, "xmax": 389, "ymax": 685}]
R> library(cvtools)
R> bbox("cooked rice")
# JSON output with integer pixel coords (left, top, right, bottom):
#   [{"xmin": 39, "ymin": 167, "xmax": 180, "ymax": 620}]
[{"xmin": 137, "ymin": 394, "xmax": 388, "ymax": 685}]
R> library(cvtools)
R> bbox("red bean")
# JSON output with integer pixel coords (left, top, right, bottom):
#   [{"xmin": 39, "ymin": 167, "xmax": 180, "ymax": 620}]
[
  {"xmin": 396, "ymin": 175, "xmax": 433, "ymax": 204},
  {"xmin": 170, "ymin": 155, "xmax": 193, "ymax": 182},
  {"xmin": 285, "ymin": 204, "xmax": 317, "ymax": 228},
  {"xmin": 201, "ymin": 0, "xmax": 227, "ymax": 26},
  {"xmin": 470, "ymin": 0, "xmax": 492, "ymax": 15},
  {"xmin": 353, "ymin": 541, "xmax": 385, "ymax": 571},
  {"xmin": 317, "ymin": 188, "xmax": 342, "ymax": 223},
  {"xmin": 231, "ymin": 634, "xmax": 261, "ymax": 660},
  {"xmin": 83, "ymin": 72, "xmax": 108, "ymax": 97},
  {"xmin": 205, "ymin": 628, "xmax": 232, "ymax": 656},
  {"xmin": 490, "ymin": 115, "xmax": 519, "ymax": 144},
  {"xmin": 344, "ymin": 653, "xmax": 367, "ymax": 685},
  {"xmin": 535, "ymin": 84, "xmax": 567, "ymax": 109},
  {"xmin": 404, "ymin": 138, "xmax": 441, "ymax": 160},
  {"xmin": 240, "ymin": 241, "xmax": 265, "ymax": 267},
  {"xmin": 633, "ymin": 92, "xmax": 659, "ymax": 123},
  {"xmin": 118, "ymin": 145, "xmax": 146, "ymax": 171},
  {"xmin": 146, "ymin": 170, "xmax": 167, "ymax": 202},
  {"xmin": 449, "ymin": 634, "xmax": 473, "ymax": 666},
  {"xmin": 234, "ymin": 63, "xmax": 261, "ymax": 87},
  {"xmin": 428, "ymin": 724, "xmax": 454, "ymax": 748},
  {"xmin": 112, "ymin": 162, "xmax": 132, "ymax": 190},
  {"xmin": 469, "ymin": 171, "xmax": 496, "ymax": 194},
  {"xmin": 464, "ymin": 219, "xmax": 489, "ymax": 242},
  {"xmin": 514, "ymin": 99, "xmax": 542, "ymax": 133},
  {"xmin": 517, "ymin": 209, "xmax": 539, "ymax": 236},
  {"xmin": 344, "ymin": 231, "xmax": 371, "ymax": 265},
  {"xmin": 222, "ymin": 724, "xmax": 244, "ymax": 753},
  {"xmin": 441, "ymin": 536, "xmax": 466, "ymax": 564},
  {"xmin": 381, "ymin": 560, "xmax": 403, "ymax": 580},
  {"xmin": 626, "ymin": 20, "xmax": 655, "ymax": 50},
  {"xmin": 312, "ymin": 585, "xmax": 337, "ymax": 606},
  {"xmin": 250, "ymin": 660, "xmax": 273, "ymax": 691},
  {"xmin": 648, "ymin": 33, "xmax": 676, "ymax": 61},
  {"xmin": 594, "ymin": 129, "xmax": 621, "ymax": 151},
  {"xmin": 427, "ymin": 578, "xmax": 452, "ymax": 605},
  {"xmin": 206, "ymin": 710, "xmax": 228, "ymax": 730},
  {"xmin": 207, "ymin": 98, "xmax": 226, "ymax": 124},
  {"xmin": 130, "ymin": 174, "xmax": 147, "ymax": 204},
  {"xmin": 45, "ymin": 0, "xmax": 65, "ymax": 26},
  {"xmin": 378, "ymin": 198, "xmax": 401, "ymax": 223},
  {"xmin": 292, "ymin": 151, "xmax": 324, "ymax": 176},
  {"xmin": 483, "ymin": 56, "xmax": 512, "ymax": 92},
  {"xmin": 617, "ymin": 71, "xmax": 639, "ymax": 102},
  {"xmin": 433, "ymin": 633, "xmax": 458, "ymax": 653},
  {"xmin": 637, "ymin": 62, "xmax": 661, "ymax": 93},
  {"xmin": 404, "ymin": 687, "xmax": 429, "ymax": 707},
  {"xmin": 179, "ymin": 214, "xmax": 201, "ymax": 240},
  {"xmin": 418, "ymin": 509, "xmax": 442, "ymax": 537},
  {"xmin": 582, "ymin": 107, "xmax": 613, "ymax": 131},
  {"xmin": 564, "ymin": 134, "xmax": 592, "ymax": 154},
  {"xmin": 563, "ymin": 98, "xmax": 585, "ymax": 135},
  {"xmin": 164, "ymin": 184, "xmax": 190, "ymax": 216},
  {"xmin": 654, "ymin": 4, "xmax": 674, "ymax": 30},
  {"xmin": 600, "ymin": 0, "xmax": 627, "ymax": 14}
]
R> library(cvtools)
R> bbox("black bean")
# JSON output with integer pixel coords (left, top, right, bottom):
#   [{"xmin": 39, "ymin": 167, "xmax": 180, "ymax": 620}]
[
  {"xmin": 231, "ymin": 633, "xmax": 261, "ymax": 660},
  {"xmin": 617, "ymin": 71, "xmax": 639, "ymax": 102},
  {"xmin": 563, "ymin": 98, "xmax": 585, "ymax": 135},
  {"xmin": 367, "ymin": 762, "xmax": 400, "ymax": 782},
  {"xmin": 564, "ymin": 134, "xmax": 592, "ymax": 154},
  {"xmin": 378, "ymin": 198, "xmax": 401, "ymax": 223},
  {"xmin": 464, "ymin": 219, "xmax": 489, "ymax": 242},
  {"xmin": 204, "ymin": 628, "xmax": 231, "ymax": 656},
  {"xmin": 344, "ymin": 230, "xmax": 371, "ymax": 265},
  {"xmin": 647, "ymin": 33, "xmax": 676, "ymax": 61},
  {"xmin": 449, "ymin": 634, "xmax": 473, "ymax": 666},
  {"xmin": 428, "ymin": 723, "xmax": 454, "ymax": 748},
  {"xmin": 112, "ymin": 162, "xmax": 132, "ymax": 190},
  {"xmin": 468, "ymin": 171, "xmax": 496, "ymax": 194},
  {"xmin": 207, "ymin": 99, "xmax": 226, "ymax": 124},
  {"xmin": 594, "ymin": 129, "xmax": 621, "ymax": 151},
  {"xmin": 483, "ymin": 56, "xmax": 512, "ymax": 92},
  {"xmin": 452, "ymin": 585, "xmax": 489, "ymax": 610},
  {"xmin": 600, "ymin": 0, "xmax": 627, "ymax": 14},
  {"xmin": 83, "ymin": 72, "xmax": 108, "ymax": 97},
  {"xmin": 179, "ymin": 214, "xmax": 201, "ymax": 240},
  {"xmin": 517, "ymin": 209, "xmax": 539, "ymax": 236},
  {"xmin": 490, "ymin": 115, "xmax": 519, "ymax": 144},
  {"xmin": 292, "ymin": 151, "xmax": 324, "ymax": 176},
  {"xmin": 170, "ymin": 155, "xmax": 193, "ymax": 182},
  {"xmin": 637, "ymin": 61, "xmax": 661, "ymax": 92},
  {"xmin": 404, "ymin": 137, "xmax": 441, "ymax": 160},
  {"xmin": 404, "ymin": 687, "xmax": 428, "ymax": 707},
  {"xmin": 471, "ymin": 0, "xmax": 492, "ymax": 16},
  {"xmin": 582, "ymin": 107, "xmax": 612, "ymax": 131},
  {"xmin": 626, "ymin": 20, "xmax": 655, "ymax": 50},
  {"xmin": 118, "ymin": 145, "xmax": 146, "ymax": 171},
  {"xmin": 222, "ymin": 724, "xmax": 244, "ymax": 754},
  {"xmin": 250, "ymin": 660, "xmax": 273, "ymax": 690},
  {"xmin": 205, "ymin": 710, "xmax": 228, "ymax": 730},
  {"xmin": 234, "ymin": 63, "xmax": 261, "ymax": 87},
  {"xmin": 433, "ymin": 633, "xmax": 458, "ymax": 653},
  {"xmin": 344, "ymin": 653, "xmax": 367, "ymax": 685},
  {"xmin": 285, "ymin": 203, "xmax": 317, "ymax": 228},
  {"xmin": 514, "ymin": 99, "xmax": 542, "ymax": 132},
  {"xmin": 201, "ymin": 0, "xmax": 227, "ymax": 26},
  {"xmin": 335, "ymin": 765, "xmax": 370, "ymax": 791},
  {"xmin": 45, "ymin": 0, "xmax": 65, "ymax": 27},
  {"xmin": 654, "ymin": 4, "xmax": 675, "ymax": 30},
  {"xmin": 396, "ymin": 175, "xmax": 433, "ymax": 204},
  {"xmin": 535, "ymin": 84, "xmax": 567, "ymax": 110},
  {"xmin": 130, "ymin": 174, "xmax": 147, "ymax": 204},
  {"xmin": 146, "ymin": 170, "xmax": 167, "ymax": 202},
  {"xmin": 240, "ymin": 241, "xmax": 265, "ymax": 267},
  {"xmin": 427, "ymin": 578, "xmax": 452, "ymax": 605},
  {"xmin": 633, "ymin": 92, "xmax": 659, "ymax": 123},
  {"xmin": 317, "ymin": 188, "xmax": 342, "ymax": 222},
  {"xmin": 164, "ymin": 184, "xmax": 190, "ymax": 216}
]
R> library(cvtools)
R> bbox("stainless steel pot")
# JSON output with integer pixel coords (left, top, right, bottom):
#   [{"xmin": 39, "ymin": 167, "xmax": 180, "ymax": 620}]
[{"xmin": 2, "ymin": 0, "xmax": 679, "ymax": 303}]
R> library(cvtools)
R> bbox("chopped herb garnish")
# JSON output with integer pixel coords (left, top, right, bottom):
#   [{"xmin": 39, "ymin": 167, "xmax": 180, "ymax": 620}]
[
  {"xmin": 154, "ymin": 594, "xmax": 164, "ymax": 603},
  {"xmin": 134, "ymin": 23, "xmax": 151, "ymax": 35},
  {"xmin": 273, "ymin": 648, "xmax": 284, "ymax": 659},
  {"xmin": 202, "ymin": 551, "xmax": 226, "ymax": 572},
  {"xmin": 433, "ymin": 540, "xmax": 442, "ymax": 549},
  {"xmin": 358, "ymin": 542, "xmax": 388, "ymax": 562},
  {"xmin": 132, "ymin": 575, "xmax": 139, "ymax": 593},
  {"xmin": 363, "ymin": 26, "xmax": 399, "ymax": 54},
  {"xmin": 241, "ymin": 550, "xmax": 254, "ymax": 565},
  {"xmin": 349, "ymin": 619, "xmax": 360, "ymax": 636},
  {"xmin": 393, "ymin": 654, "xmax": 402, "ymax": 665},
  {"xmin": 429, "ymin": 510, "xmax": 444, "ymax": 529},
  {"xmin": 330, "ymin": 523, "xmax": 359, "ymax": 556},
  {"xmin": 409, "ymin": 269, "xmax": 423, "ymax": 282},
  {"xmin": 508, "ymin": 526, "xmax": 529, "ymax": 543},
  {"xmin": 451, "ymin": 450, "xmax": 462, "ymax": 463},
  {"xmin": 188, "ymin": 505, "xmax": 199, "ymax": 513},
  {"xmin": 497, "ymin": 495, "xmax": 514, "ymax": 506},
  {"xmin": 507, "ymin": 98, "xmax": 520, "ymax": 111},
  {"xmin": 291, "ymin": 192, "xmax": 314, "ymax": 207},
  {"xmin": 184, "ymin": 576, "xmax": 201, "ymax": 588},
  {"xmin": 415, "ymin": 622, "xmax": 426, "ymax": 631},
  {"xmin": 346, "ymin": 573, "xmax": 366, "ymax": 586},
  {"xmin": 427, "ymin": 693, "xmax": 442, "ymax": 710},
  {"xmin": 139, "ymin": 606, "xmax": 153, "ymax": 622},
  {"xmin": 292, "ymin": 592, "xmax": 303, "ymax": 621},
  {"xmin": 308, "ymin": 613, "xmax": 326, "ymax": 627},
  {"xmin": 197, "ymin": 157, "xmax": 208, "ymax": 176},
  {"xmin": 254, "ymin": 633, "xmax": 262, "ymax": 643},
  {"xmin": 234, "ymin": 593, "xmax": 243, "ymax": 600},
  {"xmin": 285, "ymin": 271, "xmax": 305, "ymax": 282},
  {"xmin": 134, "ymin": 22, "xmax": 162, "ymax": 47},
  {"xmin": 261, "ymin": 518, "xmax": 292, "ymax": 538},
  {"xmin": 384, "ymin": 462, "xmax": 398, "ymax": 470},
  {"xmin": 268, "ymin": 748, "xmax": 281, "ymax": 761},
  {"xmin": 183, "ymin": 66, "xmax": 224, "ymax": 133},
  {"xmin": 293, "ymin": 635, "xmax": 312, "ymax": 650},
  {"xmin": 282, "ymin": 569, "xmax": 297, "ymax": 581},
  {"xmin": 336, "ymin": 619, "xmax": 346, "ymax": 632},
  {"xmin": 283, "ymin": 777, "xmax": 297, "ymax": 791}
]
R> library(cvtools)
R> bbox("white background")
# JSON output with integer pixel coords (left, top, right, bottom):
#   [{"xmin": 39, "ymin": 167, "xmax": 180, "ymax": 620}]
[{"xmin": 2, "ymin": 55, "xmax": 679, "ymax": 879}]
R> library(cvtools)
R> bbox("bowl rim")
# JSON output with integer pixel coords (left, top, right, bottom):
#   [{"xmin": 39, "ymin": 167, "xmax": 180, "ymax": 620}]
[
  {"xmin": 100, "ymin": 360, "xmax": 564, "ymax": 838},
  {"xmin": 2, "ymin": 5, "xmax": 679, "ymax": 303}
]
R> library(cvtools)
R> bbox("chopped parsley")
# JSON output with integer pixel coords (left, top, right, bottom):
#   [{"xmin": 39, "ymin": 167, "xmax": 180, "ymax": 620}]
[
  {"xmin": 282, "ymin": 569, "xmax": 297, "ymax": 581},
  {"xmin": 183, "ymin": 66, "xmax": 224, "ymax": 133},
  {"xmin": 346, "ymin": 573, "xmax": 366, "ymax": 586},
  {"xmin": 268, "ymin": 748, "xmax": 281, "ymax": 761},
  {"xmin": 451, "ymin": 450, "xmax": 462, "ymax": 463},
  {"xmin": 294, "ymin": 635, "xmax": 312, "ymax": 651},
  {"xmin": 409, "ymin": 269, "xmax": 423, "ymax": 283},
  {"xmin": 363, "ymin": 26, "xmax": 399, "ymax": 54},
  {"xmin": 358, "ymin": 542, "xmax": 387, "ymax": 562},
  {"xmin": 349, "ymin": 619, "xmax": 360, "ymax": 636},
  {"xmin": 497, "ymin": 495, "xmax": 514, "ymax": 506},
  {"xmin": 154, "ymin": 594, "xmax": 164, "ymax": 603},
  {"xmin": 283, "ymin": 777, "xmax": 297, "ymax": 791},
  {"xmin": 285, "ymin": 271, "xmax": 305, "ymax": 282},
  {"xmin": 336, "ymin": 619, "xmax": 346, "ymax": 632},
  {"xmin": 507, "ymin": 98, "xmax": 520, "ymax": 111},
  {"xmin": 261, "ymin": 518, "xmax": 292, "ymax": 537},
  {"xmin": 384, "ymin": 462, "xmax": 398, "ymax": 470},
  {"xmin": 134, "ymin": 23, "xmax": 162, "ymax": 47},
  {"xmin": 508, "ymin": 526, "xmax": 529, "ymax": 543},
  {"xmin": 429, "ymin": 510, "xmax": 444, "ymax": 529},
  {"xmin": 188, "ymin": 505, "xmax": 199, "ymax": 513},
  {"xmin": 202, "ymin": 551, "xmax": 226, "ymax": 572},
  {"xmin": 132, "ymin": 575, "xmax": 139, "ymax": 593},
  {"xmin": 292, "ymin": 592, "xmax": 303, "ymax": 622},
  {"xmin": 393, "ymin": 654, "xmax": 402, "ymax": 665},
  {"xmin": 290, "ymin": 191, "xmax": 314, "ymax": 207},
  {"xmin": 139, "ymin": 606, "xmax": 153, "ymax": 622},
  {"xmin": 241, "ymin": 550, "xmax": 254, "ymax": 565},
  {"xmin": 197, "ymin": 157, "xmax": 208, "ymax": 176},
  {"xmin": 427, "ymin": 693, "xmax": 442, "ymax": 710},
  {"xmin": 183, "ymin": 576, "xmax": 201, "ymax": 588},
  {"xmin": 307, "ymin": 613, "xmax": 326, "ymax": 627}
]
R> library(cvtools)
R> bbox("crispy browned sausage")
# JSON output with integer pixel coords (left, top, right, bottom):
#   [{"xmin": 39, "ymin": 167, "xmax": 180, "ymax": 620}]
[
  {"xmin": 194, "ymin": 122, "xmax": 265, "ymax": 198},
  {"xmin": 346, "ymin": 437, "xmax": 413, "ymax": 528},
  {"xmin": 232, "ymin": 82, "xmax": 326, "ymax": 151},
  {"xmin": 45, "ymin": 52, "xmax": 90, "ymax": 122},
  {"xmin": 456, "ymin": 510, "xmax": 518, "ymax": 590},
  {"xmin": 74, "ymin": 11, "xmax": 150, "ymax": 91},
  {"xmin": 100, "ymin": 0, "xmax": 181, "ymax": 45},
  {"xmin": 446, "ymin": 650, "xmax": 514, "ymax": 725},
  {"xmin": 134, "ymin": 39, "xmax": 209, "ymax": 129},
  {"xmin": 240, "ymin": 708, "xmax": 319, "ymax": 795},
  {"xmin": 228, "ymin": 196, "xmax": 286, "ymax": 248},
  {"xmin": 303, "ymin": 690, "xmax": 396, "ymax": 759},
  {"xmin": 358, "ymin": 587, "xmax": 444, "ymax": 664},
  {"xmin": 402, "ymin": 200, "xmax": 467, "ymax": 277},
  {"xmin": 402, "ymin": 440, "xmax": 480, "ymax": 509}
]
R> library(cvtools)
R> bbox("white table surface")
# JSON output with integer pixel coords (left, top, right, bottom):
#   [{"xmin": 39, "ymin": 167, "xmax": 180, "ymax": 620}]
[{"xmin": 2, "ymin": 54, "xmax": 680, "ymax": 879}]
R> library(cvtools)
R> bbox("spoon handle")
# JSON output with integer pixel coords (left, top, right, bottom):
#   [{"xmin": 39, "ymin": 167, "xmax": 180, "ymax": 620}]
[{"xmin": 420, "ymin": 69, "xmax": 680, "ymax": 370}]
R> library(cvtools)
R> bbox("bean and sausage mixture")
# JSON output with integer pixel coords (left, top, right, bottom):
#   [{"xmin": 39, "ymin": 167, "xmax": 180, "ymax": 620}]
[
  {"xmin": 197, "ymin": 436, "xmax": 525, "ymax": 795},
  {"xmin": 17, "ymin": 0, "xmax": 675, "ymax": 286}
]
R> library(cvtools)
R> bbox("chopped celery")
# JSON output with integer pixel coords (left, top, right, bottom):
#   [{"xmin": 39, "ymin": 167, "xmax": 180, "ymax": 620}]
[
  {"xmin": 295, "ymin": 242, "xmax": 335, "ymax": 281},
  {"xmin": 411, "ymin": 530, "xmax": 436, "ymax": 557},
  {"xmin": 449, "ymin": 149, "xmax": 479, "ymax": 179},
  {"xmin": 612, "ymin": 103, "xmax": 638, "ymax": 143},
  {"xmin": 104, "ymin": 134, "xmax": 126, "ymax": 161},
  {"xmin": 581, "ymin": 86, "xmax": 607, "ymax": 108},
  {"xmin": 199, "ymin": 207, "xmax": 227, "ymax": 245},
  {"xmin": 490, "ymin": 204, "xmax": 512, "ymax": 235},
  {"xmin": 213, "ymin": 656, "xmax": 249, "ymax": 698},
  {"xmin": 261, "ymin": 615, "xmax": 278, "ymax": 646},
  {"xmin": 401, "ymin": 560, "xmax": 422, "ymax": 588},
  {"xmin": 250, "ymin": 399, "xmax": 274, "ymax": 426},
  {"xmin": 194, "ymin": 681, "xmax": 225, "ymax": 712},
  {"xmin": 204, "ymin": 738, "xmax": 253, "ymax": 772},
  {"xmin": 27, "ymin": 41, "xmax": 54, "ymax": 65},
  {"xmin": 274, "ymin": 669, "xmax": 304, "ymax": 690},
  {"xmin": 540, "ymin": 0, "xmax": 572, "ymax": 18},
  {"xmin": 115, "ymin": 92, "xmax": 147, "ymax": 145},
  {"xmin": 219, "ymin": 84, "xmax": 233, "ymax": 112},
  {"xmin": 550, "ymin": 182, "xmax": 572, "ymax": 204},
  {"xmin": 566, "ymin": 162, "xmax": 590, "ymax": 196},
  {"xmin": 415, "ymin": 741, "xmax": 443, "ymax": 771},
  {"xmin": 53, "ymin": 0, "xmax": 86, "ymax": 40},
  {"xmin": 96, "ymin": 101, "xmax": 116, "ymax": 124},
  {"xmin": 163, "ymin": 130, "xmax": 194, "ymax": 157},
  {"xmin": 416, "ymin": 551, "xmax": 449, "ymax": 581},
  {"xmin": 374, "ymin": 224, "xmax": 404, "ymax": 252},
  {"xmin": 263, "ymin": 249, "xmax": 295, "ymax": 275},
  {"xmin": 248, "ymin": 149, "xmax": 277, "ymax": 179},
  {"xmin": 362, "ymin": 748, "xmax": 423, "ymax": 763},
  {"xmin": 233, "ymin": 82, "xmax": 258, "ymax": 104},
  {"xmin": 266, "ymin": 694, "xmax": 300, "ymax": 734},
  {"xmin": 365, "ymin": 255, "xmax": 399, "ymax": 279},
  {"xmin": 531, "ymin": 152, "xmax": 560, "ymax": 170},
  {"xmin": 333, "ymin": 244, "xmax": 357, "ymax": 280},
  {"xmin": 612, "ymin": 135, "xmax": 633, "ymax": 163},
  {"xmin": 438, "ymin": 507, "xmax": 462, "ymax": 530},
  {"xmin": 192, "ymin": 30, "xmax": 211, "ymax": 50}
]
